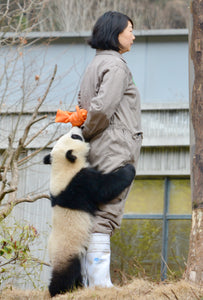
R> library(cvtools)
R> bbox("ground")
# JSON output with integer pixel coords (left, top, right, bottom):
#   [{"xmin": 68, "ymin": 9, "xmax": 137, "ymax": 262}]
[{"xmin": 0, "ymin": 279, "xmax": 202, "ymax": 300}]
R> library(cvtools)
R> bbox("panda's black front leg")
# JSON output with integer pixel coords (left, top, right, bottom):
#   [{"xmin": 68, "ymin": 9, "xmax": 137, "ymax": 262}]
[{"xmin": 97, "ymin": 164, "xmax": 135, "ymax": 204}]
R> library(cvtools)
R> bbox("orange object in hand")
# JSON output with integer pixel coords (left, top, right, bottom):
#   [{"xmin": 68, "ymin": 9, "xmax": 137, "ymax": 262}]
[{"xmin": 55, "ymin": 105, "xmax": 87, "ymax": 127}]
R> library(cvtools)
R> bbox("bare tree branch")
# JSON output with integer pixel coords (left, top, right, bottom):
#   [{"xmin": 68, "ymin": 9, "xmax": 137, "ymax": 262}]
[
  {"xmin": 0, "ymin": 58, "xmax": 58, "ymax": 217},
  {"xmin": 23, "ymin": 116, "xmax": 53, "ymax": 148},
  {"xmin": 0, "ymin": 193, "xmax": 50, "ymax": 221},
  {"xmin": 0, "ymin": 255, "xmax": 18, "ymax": 268},
  {"xmin": 16, "ymin": 64, "xmax": 57, "ymax": 158}
]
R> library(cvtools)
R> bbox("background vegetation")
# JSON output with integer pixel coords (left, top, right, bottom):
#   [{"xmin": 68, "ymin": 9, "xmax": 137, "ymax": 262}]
[{"xmin": 0, "ymin": 0, "xmax": 190, "ymax": 33}]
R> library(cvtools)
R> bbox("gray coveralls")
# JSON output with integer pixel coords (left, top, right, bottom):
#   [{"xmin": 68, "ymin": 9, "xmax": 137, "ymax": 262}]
[{"xmin": 78, "ymin": 50, "xmax": 142, "ymax": 236}]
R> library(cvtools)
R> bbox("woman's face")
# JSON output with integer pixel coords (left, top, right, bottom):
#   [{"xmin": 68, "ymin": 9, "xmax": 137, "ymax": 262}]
[{"xmin": 118, "ymin": 21, "xmax": 135, "ymax": 54}]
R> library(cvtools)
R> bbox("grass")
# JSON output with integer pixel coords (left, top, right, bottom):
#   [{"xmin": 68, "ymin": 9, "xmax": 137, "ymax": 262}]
[{"xmin": 0, "ymin": 279, "xmax": 202, "ymax": 300}]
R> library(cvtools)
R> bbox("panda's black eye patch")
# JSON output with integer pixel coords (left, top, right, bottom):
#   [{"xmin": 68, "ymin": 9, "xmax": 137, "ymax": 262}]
[
  {"xmin": 66, "ymin": 150, "xmax": 77, "ymax": 163},
  {"xmin": 71, "ymin": 134, "xmax": 83, "ymax": 141}
]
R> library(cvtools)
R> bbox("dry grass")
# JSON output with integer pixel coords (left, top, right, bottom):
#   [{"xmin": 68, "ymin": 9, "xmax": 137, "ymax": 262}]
[{"xmin": 0, "ymin": 279, "xmax": 202, "ymax": 300}]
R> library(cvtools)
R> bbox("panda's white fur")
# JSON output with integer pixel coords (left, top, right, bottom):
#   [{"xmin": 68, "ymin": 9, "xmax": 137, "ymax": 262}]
[
  {"xmin": 47, "ymin": 127, "xmax": 92, "ymax": 270},
  {"xmin": 48, "ymin": 206, "xmax": 93, "ymax": 270},
  {"xmin": 50, "ymin": 127, "xmax": 90, "ymax": 196},
  {"xmin": 43, "ymin": 126, "xmax": 136, "ymax": 297}
]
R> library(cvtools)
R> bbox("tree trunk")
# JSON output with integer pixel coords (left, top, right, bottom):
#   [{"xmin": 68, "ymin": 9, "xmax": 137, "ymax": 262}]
[{"xmin": 184, "ymin": 0, "xmax": 203, "ymax": 285}]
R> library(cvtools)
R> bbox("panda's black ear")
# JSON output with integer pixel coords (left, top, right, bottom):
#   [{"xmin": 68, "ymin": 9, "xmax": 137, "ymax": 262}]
[
  {"xmin": 43, "ymin": 154, "xmax": 51, "ymax": 164},
  {"xmin": 66, "ymin": 150, "xmax": 77, "ymax": 163}
]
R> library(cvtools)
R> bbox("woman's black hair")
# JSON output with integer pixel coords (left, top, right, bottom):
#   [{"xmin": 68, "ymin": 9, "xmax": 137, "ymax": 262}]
[{"xmin": 88, "ymin": 11, "xmax": 133, "ymax": 52}]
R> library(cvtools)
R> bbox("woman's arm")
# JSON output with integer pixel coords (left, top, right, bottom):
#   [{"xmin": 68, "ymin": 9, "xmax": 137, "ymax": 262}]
[{"xmin": 81, "ymin": 66, "xmax": 128, "ymax": 140}]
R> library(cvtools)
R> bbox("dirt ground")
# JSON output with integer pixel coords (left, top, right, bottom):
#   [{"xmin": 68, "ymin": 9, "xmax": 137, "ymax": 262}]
[{"xmin": 0, "ymin": 279, "xmax": 202, "ymax": 300}]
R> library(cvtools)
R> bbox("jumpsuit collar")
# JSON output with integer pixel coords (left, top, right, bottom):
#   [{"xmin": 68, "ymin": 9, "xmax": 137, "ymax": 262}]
[{"xmin": 96, "ymin": 50, "xmax": 127, "ymax": 64}]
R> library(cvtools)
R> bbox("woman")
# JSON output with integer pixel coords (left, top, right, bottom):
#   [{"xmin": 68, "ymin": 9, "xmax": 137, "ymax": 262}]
[{"xmin": 78, "ymin": 11, "xmax": 142, "ymax": 288}]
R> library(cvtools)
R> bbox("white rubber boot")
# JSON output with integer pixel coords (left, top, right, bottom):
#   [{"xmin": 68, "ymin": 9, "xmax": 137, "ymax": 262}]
[
  {"xmin": 80, "ymin": 251, "xmax": 88, "ymax": 288},
  {"xmin": 86, "ymin": 233, "xmax": 113, "ymax": 288}
]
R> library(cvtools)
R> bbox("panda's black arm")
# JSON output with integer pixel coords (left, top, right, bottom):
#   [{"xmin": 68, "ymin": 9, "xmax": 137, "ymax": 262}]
[
  {"xmin": 67, "ymin": 164, "xmax": 135, "ymax": 207},
  {"xmin": 94, "ymin": 164, "xmax": 135, "ymax": 205},
  {"xmin": 51, "ymin": 164, "xmax": 135, "ymax": 214},
  {"xmin": 50, "ymin": 168, "xmax": 103, "ymax": 214}
]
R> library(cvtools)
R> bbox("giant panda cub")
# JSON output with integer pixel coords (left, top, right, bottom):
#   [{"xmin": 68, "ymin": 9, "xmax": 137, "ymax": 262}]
[{"xmin": 43, "ymin": 126, "xmax": 135, "ymax": 297}]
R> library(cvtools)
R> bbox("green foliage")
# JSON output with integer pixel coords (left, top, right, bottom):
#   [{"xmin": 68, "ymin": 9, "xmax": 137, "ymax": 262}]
[
  {"xmin": 15, "ymin": 15, "xmax": 28, "ymax": 30},
  {"xmin": 111, "ymin": 220, "xmax": 162, "ymax": 285},
  {"xmin": 167, "ymin": 220, "xmax": 191, "ymax": 279},
  {"xmin": 0, "ymin": 220, "xmax": 47, "ymax": 289},
  {"xmin": 0, "ymin": 224, "xmax": 37, "ymax": 262},
  {"xmin": 111, "ymin": 219, "xmax": 191, "ymax": 285},
  {"xmin": 0, "ymin": 0, "xmax": 42, "ymax": 32}
]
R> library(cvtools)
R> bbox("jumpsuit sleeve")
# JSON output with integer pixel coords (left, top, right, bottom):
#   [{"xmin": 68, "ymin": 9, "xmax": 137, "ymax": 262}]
[{"xmin": 81, "ymin": 66, "xmax": 128, "ymax": 140}]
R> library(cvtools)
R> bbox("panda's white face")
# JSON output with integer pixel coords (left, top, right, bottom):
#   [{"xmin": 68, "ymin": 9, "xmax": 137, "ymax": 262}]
[{"xmin": 45, "ymin": 127, "xmax": 90, "ymax": 196}]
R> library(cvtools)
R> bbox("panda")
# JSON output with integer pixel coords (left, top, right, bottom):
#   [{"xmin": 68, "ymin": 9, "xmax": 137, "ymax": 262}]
[{"xmin": 43, "ymin": 126, "xmax": 135, "ymax": 297}]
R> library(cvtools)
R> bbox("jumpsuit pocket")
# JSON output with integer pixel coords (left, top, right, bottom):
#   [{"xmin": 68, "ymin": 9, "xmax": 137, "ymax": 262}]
[{"xmin": 122, "ymin": 129, "xmax": 143, "ymax": 167}]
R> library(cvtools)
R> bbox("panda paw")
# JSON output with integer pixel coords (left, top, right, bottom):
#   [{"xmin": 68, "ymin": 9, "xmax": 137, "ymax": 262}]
[{"xmin": 122, "ymin": 164, "xmax": 136, "ymax": 179}]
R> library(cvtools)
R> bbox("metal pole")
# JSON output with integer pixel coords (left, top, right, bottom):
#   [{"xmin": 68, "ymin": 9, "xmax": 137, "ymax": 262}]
[{"xmin": 161, "ymin": 177, "xmax": 170, "ymax": 280}]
